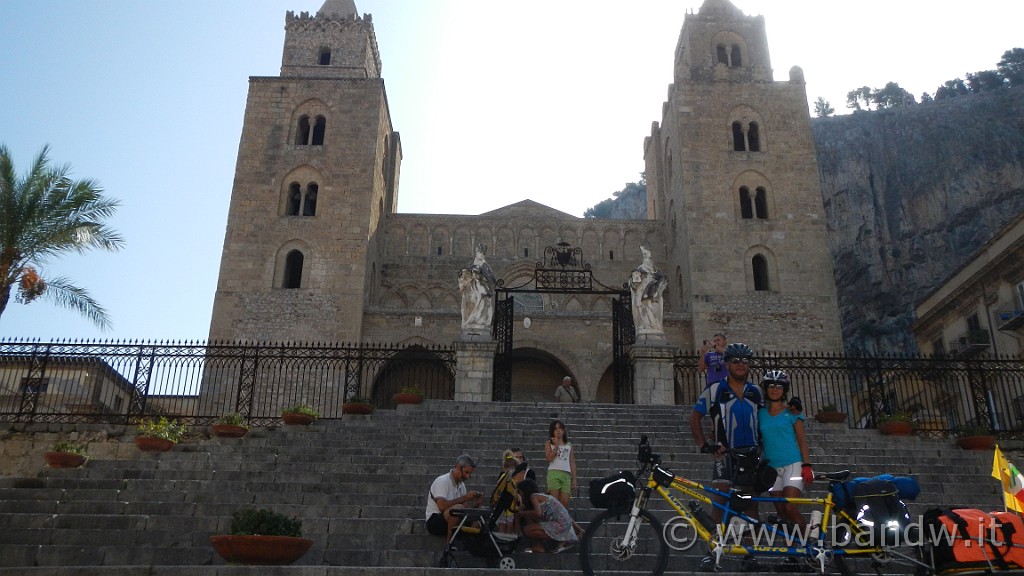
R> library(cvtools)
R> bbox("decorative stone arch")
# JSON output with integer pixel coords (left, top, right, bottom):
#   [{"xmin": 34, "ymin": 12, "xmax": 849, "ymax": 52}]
[
  {"xmin": 518, "ymin": 226, "xmax": 538, "ymax": 259},
  {"xmin": 289, "ymin": 98, "xmax": 330, "ymax": 146},
  {"xmin": 383, "ymin": 220, "xmax": 407, "ymax": 257},
  {"xmin": 498, "ymin": 343, "xmax": 579, "ymax": 403},
  {"xmin": 601, "ymin": 227, "xmax": 621, "ymax": 261},
  {"xmin": 728, "ymin": 105, "xmax": 767, "ymax": 152},
  {"xmin": 495, "ymin": 226, "xmax": 515, "ymax": 258},
  {"xmin": 731, "ymin": 170, "xmax": 775, "ymax": 221},
  {"xmin": 381, "ymin": 285, "xmax": 410, "ymax": 309},
  {"xmin": 474, "ymin": 226, "xmax": 495, "ymax": 256},
  {"xmin": 557, "ymin": 226, "xmax": 578, "ymax": 247},
  {"xmin": 280, "ymin": 165, "xmax": 324, "ymax": 217},
  {"xmin": 432, "ymin": 225, "xmax": 452, "ymax": 257},
  {"xmin": 453, "ymin": 225, "xmax": 474, "ymax": 258},
  {"xmin": 408, "ymin": 223, "xmax": 429, "ymax": 256},
  {"xmin": 711, "ymin": 30, "xmax": 748, "ymax": 69},
  {"xmin": 274, "ymin": 239, "xmax": 314, "ymax": 289},
  {"xmin": 744, "ymin": 245, "xmax": 778, "ymax": 292}
]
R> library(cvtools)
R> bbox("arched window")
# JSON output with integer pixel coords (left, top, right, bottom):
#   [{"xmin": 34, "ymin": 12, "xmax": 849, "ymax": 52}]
[
  {"xmin": 303, "ymin": 184, "xmax": 318, "ymax": 216},
  {"xmin": 318, "ymin": 48, "xmax": 331, "ymax": 65},
  {"xmin": 716, "ymin": 44, "xmax": 728, "ymax": 65},
  {"xmin": 295, "ymin": 116, "xmax": 311, "ymax": 145},
  {"xmin": 747, "ymin": 122, "xmax": 760, "ymax": 151},
  {"xmin": 311, "ymin": 116, "xmax": 326, "ymax": 145},
  {"xmin": 730, "ymin": 45, "xmax": 742, "ymax": 67},
  {"xmin": 739, "ymin": 187, "xmax": 753, "ymax": 219},
  {"xmin": 752, "ymin": 255, "xmax": 769, "ymax": 291},
  {"xmin": 754, "ymin": 187, "xmax": 768, "ymax": 219},
  {"xmin": 287, "ymin": 183, "xmax": 302, "ymax": 215},
  {"xmin": 284, "ymin": 250, "xmax": 304, "ymax": 289},
  {"xmin": 732, "ymin": 122, "xmax": 745, "ymax": 151}
]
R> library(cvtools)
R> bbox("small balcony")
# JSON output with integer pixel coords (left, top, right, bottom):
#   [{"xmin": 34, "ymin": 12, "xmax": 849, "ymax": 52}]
[
  {"xmin": 951, "ymin": 329, "xmax": 991, "ymax": 357},
  {"xmin": 996, "ymin": 308, "xmax": 1024, "ymax": 332}
]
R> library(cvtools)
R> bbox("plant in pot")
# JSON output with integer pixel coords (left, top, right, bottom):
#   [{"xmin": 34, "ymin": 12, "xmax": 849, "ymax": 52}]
[
  {"xmin": 281, "ymin": 404, "xmax": 318, "ymax": 426},
  {"xmin": 956, "ymin": 424, "xmax": 996, "ymax": 451},
  {"xmin": 213, "ymin": 412, "xmax": 249, "ymax": 438},
  {"xmin": 877, "ymin": 412, "xmax": 914, "ymax": 436},
  {"xmin": 392, "ymin": 385, "xmax": 424, "ymax": 406},
  {"xmin": 135, "ymin": 416, "xmax": 187, "ymax": 451},
  {"xmin": 342, "ymin": 396, "xmax": 375, "ymax": 415},
  {"xmin": 814, "ymin": 403, "xmax": 847, "ymax": 424},
  {"xmin": 44, "ymin": 440, "xmax": 89, "ymax": 468},
  {"xmin": 210, "ymin": 508, "xmax": 313, "ymax": 565}
]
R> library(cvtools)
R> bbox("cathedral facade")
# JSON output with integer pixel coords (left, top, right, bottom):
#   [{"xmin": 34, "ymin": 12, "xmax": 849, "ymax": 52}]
[{"xmin": 208, "ymin": 0, "xmax": 843, "ymax": 403}]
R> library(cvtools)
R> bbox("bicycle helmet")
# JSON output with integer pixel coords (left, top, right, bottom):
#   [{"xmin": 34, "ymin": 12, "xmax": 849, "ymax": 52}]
[
  {"xmin": 761, "ymin": 369, "xmax": 791, "ymax": 395},
  {"xmin": 723, "ymin": 342, "xmax": 754, "ymax": 361}
]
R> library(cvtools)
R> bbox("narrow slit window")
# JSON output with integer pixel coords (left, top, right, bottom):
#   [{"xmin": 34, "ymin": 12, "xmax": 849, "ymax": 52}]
[
  {"xmin": 740, "ymin": 187, "xmax": 753, "ymax": 219},
  {"xmin": 752, "ymin": 255, "xmax": 769, "ymax": 291},
  {"xmin": 284, "ymin": 250, "xmax": 304, "ymax": 289},
  {"xmin": 295, "ymin": 116, "xmax": 310, "ymax": 145},
  {"xmin": 754, "ymin": 187, "xmax": 768, "ymax": 219}
]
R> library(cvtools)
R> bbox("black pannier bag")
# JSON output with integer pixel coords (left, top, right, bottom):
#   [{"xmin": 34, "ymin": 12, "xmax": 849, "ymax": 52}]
[
  {"xmin": 589, "ymin": 471, "xmax": 637, "ymax": 510},
  {"xmin": 731, "ymin": 447, "xmax": 777, "ymax": 495},
  {"xmin": 852, "ymin": 478, "xmax": 912, "ymax": 546}
]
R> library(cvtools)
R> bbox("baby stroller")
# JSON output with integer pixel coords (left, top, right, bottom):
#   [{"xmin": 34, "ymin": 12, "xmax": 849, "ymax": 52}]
[{"xmin": 438, "ymin": 462, "xmax": 524, "ymax": 569}]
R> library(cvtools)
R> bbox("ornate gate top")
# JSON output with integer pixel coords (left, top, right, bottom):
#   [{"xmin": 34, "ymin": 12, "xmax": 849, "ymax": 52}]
[{"xmin": 497, "ymin": 242, "xmax": 625, "ymax": 294}]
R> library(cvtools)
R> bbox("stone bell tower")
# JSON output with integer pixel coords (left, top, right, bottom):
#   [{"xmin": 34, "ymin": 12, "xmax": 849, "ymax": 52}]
[
  {"xmin": 208, "ymin": 0, "xmax": 400, "ymax": 343},
  {"xmin": 644, "ymin": 0, "xmax": 843, "ymax": 353}
]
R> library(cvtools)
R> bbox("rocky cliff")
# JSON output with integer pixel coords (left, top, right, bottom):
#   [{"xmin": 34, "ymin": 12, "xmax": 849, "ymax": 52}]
[{"xmin": 814, "ymin": 86, "xmax": 1024, "ymax": 354}]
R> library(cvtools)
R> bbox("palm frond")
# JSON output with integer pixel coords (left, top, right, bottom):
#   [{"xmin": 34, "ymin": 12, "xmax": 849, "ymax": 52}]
[{"xmin": 37, "ymin": 275, "xmax": 112, "ymax": 332}]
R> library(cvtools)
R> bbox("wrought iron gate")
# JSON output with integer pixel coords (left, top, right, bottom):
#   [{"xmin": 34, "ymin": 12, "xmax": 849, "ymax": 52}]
[{"xmin": 491, "ymin": 242, "xmax": 635, "ymax": 402}]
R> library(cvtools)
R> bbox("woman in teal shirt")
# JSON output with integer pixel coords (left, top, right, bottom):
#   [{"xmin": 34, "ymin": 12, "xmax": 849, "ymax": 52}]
[{"xmin": 758, "ymin": 370, "xmax": 813, "ymax": 529}]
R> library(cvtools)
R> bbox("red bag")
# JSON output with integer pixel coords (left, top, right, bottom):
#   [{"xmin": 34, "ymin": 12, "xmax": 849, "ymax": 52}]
[{"xmin": 925, "ymin": 508, "xmax": 1024, "ymax": 571}]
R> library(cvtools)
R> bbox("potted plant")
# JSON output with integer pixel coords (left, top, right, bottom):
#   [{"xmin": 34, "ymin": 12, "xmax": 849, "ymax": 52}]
[
  {"xmin": 44, "ymin": 440, "xmax": 89, "ymax": 468},
  {"xmin": 814, "ymin": 403, "xmax": 847, "ymax": 424},
  {"xmin": 213, "ymin": 412, "xmax": 249, "ymax": 438},
  {"xmin": 210, "ymin": 508, "xmax": 313, "ymax": 565},
  {"xmin": 342, "ymin": 396, "xmax": 375, "ymax": 415},
  {"xmin": 135, "ymin": 416, "xmax": 187, "ymax": 451},
  {"xmin": 392, "ymin": 385, "xmax": 424, "ymax": 405},
  {"xmin": 956, "ymin": 425, "xmax": 996, "ymax": 450},
  {"xmin": 877, "ymin": 412, "xmax": 914, "ymax": 436},
  {"xmin": 281, "ymin": 404, "xmax": 318, "ymax": 426}
]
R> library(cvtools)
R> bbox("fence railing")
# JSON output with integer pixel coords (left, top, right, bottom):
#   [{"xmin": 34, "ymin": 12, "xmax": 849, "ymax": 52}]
[
  {"xmin": 675, "ymin": 352, "xmax": 1024, "ymax": 439},
  {"xmin": 0, "ymin": 340, "xmax": 456, "ymax": 426},
  {"xmin": 3, "ymin": 340, "xmax": 1022, "ymax": 438}
]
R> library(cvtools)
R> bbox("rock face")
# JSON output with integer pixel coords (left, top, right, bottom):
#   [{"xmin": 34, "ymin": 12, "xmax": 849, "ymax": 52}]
[
  {"xmin": 814, "ymin": 86, "xmax": 1024, "ymax": 354},
  {"xmin": 598, "ymin": 87, "xmax": 1024, "ymax": 354}
]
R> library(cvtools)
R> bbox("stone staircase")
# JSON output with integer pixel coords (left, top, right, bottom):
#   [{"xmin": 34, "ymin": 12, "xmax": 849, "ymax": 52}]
[{"xmin": 0, "ymin": 401, "xmax": 1005, "ymax": 576}]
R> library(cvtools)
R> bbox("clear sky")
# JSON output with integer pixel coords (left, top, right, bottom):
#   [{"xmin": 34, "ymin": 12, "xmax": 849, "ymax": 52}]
[{"xmin": 1, "ymin": 0, "xmax": 1020, "ymax": 343}]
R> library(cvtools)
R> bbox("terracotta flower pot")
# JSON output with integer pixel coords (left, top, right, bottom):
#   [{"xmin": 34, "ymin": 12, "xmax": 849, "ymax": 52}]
[
  {"xmin": 814, "ymin": 412, "xmax": 847, "ymax": 424},
  {"xmin": 342, "ymin": 402, "xmax": 374, "ymax": 415},
  {"xmin": 212, "ymin": 424, "xmax": 249, "ymax": 438},
  {"xmin": 134, "ymin": 436, "xmax": 175, "ymax": 452},
  {"xmin": 391, "ymin": 392, "xmax": 423, "ymax": 405},
  {"xmin": 281, "ymin": 412, "xmax": 315, "ymax": 426},
  {"xmin": 210, "ymin": 534, "xmax": 313, "ymax": 565},
  {"xmin": 43, "ymin": 451, "xmax": 87, "ymax": 468},
  {"xmin": 878, "ymin": 421, "xmax": 913, "ymax": 436},
  {"xmin": 956, "ymin": 435, "xmax": 996, "ymax": 451}
]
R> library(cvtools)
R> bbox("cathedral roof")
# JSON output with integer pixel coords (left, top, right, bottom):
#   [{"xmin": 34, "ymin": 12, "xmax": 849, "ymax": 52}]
[
  {"xmin": 479, "ymin": 200, "xmax": 577, "ymax": 219},
  {"xmin": 698, "ymin": 0, "xmax": 744, "ymax": 16},
  {"xmin": 317, "ymin": 0, "xmax": 358, "ymax": 20}
]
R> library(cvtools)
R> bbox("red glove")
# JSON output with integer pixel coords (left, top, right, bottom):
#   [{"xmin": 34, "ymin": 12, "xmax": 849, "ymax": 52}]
[{"xmin": 801, "ymin": 463, "xmax": 814, "ymax": 485}]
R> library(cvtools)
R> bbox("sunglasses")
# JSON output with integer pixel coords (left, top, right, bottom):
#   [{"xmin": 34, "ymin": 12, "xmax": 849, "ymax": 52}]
[
  {"xmin": 766, "ymin": 383, "xmax": 785, "ymax": 389},
  {"xmin": 728, "ymin": 358, "xmax": 750, "ymax": 365}
]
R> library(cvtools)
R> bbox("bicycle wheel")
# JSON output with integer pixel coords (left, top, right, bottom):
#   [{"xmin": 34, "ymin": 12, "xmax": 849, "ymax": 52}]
[{"xmin": 580, "ymin": 508, "xmax": 670, "ymax": 576}]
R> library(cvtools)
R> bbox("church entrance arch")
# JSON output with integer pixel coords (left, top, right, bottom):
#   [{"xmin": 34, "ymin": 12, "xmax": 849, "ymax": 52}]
[{"xmin": 492, "ymin": 242, "xmax": 635, "ymax": 403}]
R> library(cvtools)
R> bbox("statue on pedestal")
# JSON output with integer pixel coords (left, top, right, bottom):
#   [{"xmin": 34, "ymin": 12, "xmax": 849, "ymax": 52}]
[
  {"xmin": 629, "ymin": 246, "xmax": 668, "ymax": 338},
  {"xmin": 458, "ymin": 244, "xmax": 496, "ymax": 334}
]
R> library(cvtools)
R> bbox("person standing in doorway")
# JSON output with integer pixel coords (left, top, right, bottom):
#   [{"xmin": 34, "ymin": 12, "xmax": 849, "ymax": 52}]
[
  {"xmin": 698, "ymin": 333, "xmax": 728, "ymax": 385},
  {"xmin": 554, "ymin": 376, "xmax": 579, "ymax": 403}
]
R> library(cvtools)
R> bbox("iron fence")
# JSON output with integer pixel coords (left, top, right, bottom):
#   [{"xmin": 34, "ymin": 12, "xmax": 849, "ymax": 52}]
[
  {"xmin": 0, "ymin": 340, "xmax": 456, "ymax": 426},
  {"xmin": 674, "ymin": 352, "xmax": 1024, "ymax": 439}
]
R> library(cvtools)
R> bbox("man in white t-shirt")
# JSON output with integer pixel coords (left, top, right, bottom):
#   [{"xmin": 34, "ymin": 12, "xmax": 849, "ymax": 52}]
[{"xmin": 425, "ymin": 454, "xmax": 484, "ymax": 537}]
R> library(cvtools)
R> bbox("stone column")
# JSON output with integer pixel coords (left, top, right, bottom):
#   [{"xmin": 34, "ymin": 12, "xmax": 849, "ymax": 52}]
[
  {"xmin": 630, "ymin": 343, "xmax": 677, "ymax": 405},
  {"xmin": 454, "ymin": 339, "xmax": 498, "ymax": 402}
]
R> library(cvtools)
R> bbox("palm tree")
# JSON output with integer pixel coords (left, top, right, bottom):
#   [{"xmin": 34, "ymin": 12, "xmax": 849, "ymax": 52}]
[{"xmin": 0, "ymin": 144, "xmax": 124, "ymax": 329}]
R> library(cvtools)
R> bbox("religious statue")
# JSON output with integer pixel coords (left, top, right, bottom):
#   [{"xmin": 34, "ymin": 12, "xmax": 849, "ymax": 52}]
[
  {"xmin": 458, "ymin": 244, "xmax": 497, "ymax": 335},
  {"xmin": 629, "ymin": 246, "xmax": 668, "ymax": 339}
]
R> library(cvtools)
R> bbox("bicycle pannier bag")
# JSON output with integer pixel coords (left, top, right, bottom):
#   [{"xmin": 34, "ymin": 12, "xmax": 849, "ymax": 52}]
[
  {"xmin": 852, "ymin": 479, "xmax": 911, "ymax": 546},
  {"xmin": 923, "ymin": 508, "xmax": 1024, "ymax": 571},
  {"xmin": 589, "ymin": 471, "xmax": 636, "ymax": 510}
]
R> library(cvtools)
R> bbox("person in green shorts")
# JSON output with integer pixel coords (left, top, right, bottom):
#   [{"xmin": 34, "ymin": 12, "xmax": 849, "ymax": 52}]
[{"xmin": 544, "ymin": 419, "xmax": 577, "ymax": 508}]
